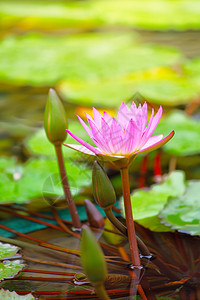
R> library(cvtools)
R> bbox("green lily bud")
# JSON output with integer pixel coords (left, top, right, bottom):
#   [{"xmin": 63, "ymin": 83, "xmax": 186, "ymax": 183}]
[
  {"xmin": 92, "ymin": 161, "xmax": 116, "ymax": 209},
  {"xmin": 44, "ymin": 88, "xmax": 68, "ymax": 145},
  {"xmin": 80, "ymin": 225, "xmax": 107, "ymax": 284}
]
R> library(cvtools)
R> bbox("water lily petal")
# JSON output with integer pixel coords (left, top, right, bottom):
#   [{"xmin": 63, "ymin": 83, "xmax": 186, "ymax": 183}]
[
  {"xmin": 138, "ymin": 102, "xmax": 147, "ymax": 131},
  {"xmin": 77, "ymin": 115, "xmax": 93, "ymax": 138},
  {"xmin": 136, "ymin": 131, "xmax": 175, "ymax": 154},
  {"xmin": 64, "ymin": 143, "xmax": 98, "ymax": 156},
  {"xmin": 103, "ymin": 112, "xmax": 113, "ymax": 125},
  {"xmin": 88, "ymin": 119, "xmax": 112, "ymax": 153},
  {"xmin": 117, "ymin": 101, "xmax": 130, "ymax": 128},
  {"xmin": 93, "ymin": 107, "xmax": 102, "ymax": 129},
  {"xmin": 66, "ymin": 129, "xmax": 102, "ymax": 154},
  {"xmin": 141, "ymin": 134, "xmax": 163, "ymax": 149},
  {"xmin": 123, "ymin": 119, "xmax": 142, "ymax": 154},
  {"xmin": 110, "ymin": 118, "xmax": 123, "ymax": 153},
  {"xmin": 147, "ymin": 106, "xmax": 163, "ymax": 139},
  {"xmin": 101, "ymin": 118, "xmax": 114, "ymax": 152},
  {"xmin": 138, "ymin": 108, "xmax": 154, "ymax": 148}
]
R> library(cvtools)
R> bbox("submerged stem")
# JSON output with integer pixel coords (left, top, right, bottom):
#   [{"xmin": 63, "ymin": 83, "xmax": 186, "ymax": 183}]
[
  {"xmin": 120, "ymin": 167, "xmax": 141, "ymax": 267},
  {"xmin": 94, "ymin": 282, "xmax": 111, "ymax": 300},
  {"xmin": 105, "ymin": 208, "xmax": 150, "ymax": 256},
  {"xmin": 55, "ymin": 144, "xmax": 81, "ymax": 229}
]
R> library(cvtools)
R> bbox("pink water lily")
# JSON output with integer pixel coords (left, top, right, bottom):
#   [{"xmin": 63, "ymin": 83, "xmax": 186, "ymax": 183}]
[{"xmin": 64, "ymin": 102, "xmax": 174, "ymax": 166}]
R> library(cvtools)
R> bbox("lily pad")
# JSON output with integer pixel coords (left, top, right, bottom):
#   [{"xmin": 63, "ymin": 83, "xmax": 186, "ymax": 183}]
[
  {"xmin": 0, "ymin": 33, "xmax": 182, "ymax": 86},
  {"xmin": 126, "ymin": 171, "xmax": 186, "ymax": 231},
  {"xmin": 0, "ymin": 0, "xmax": 100, "ymax": 30},
  {"xmin": 0, "ymin": 242, "xmax": 19, "ymax": 260},
  {"xmin": 0, "ymin": 289, "xmax": 35, "ymax": 299},
  {"xmin": 58, "ymin": 66, "xmax": 199, "ymax": 107},
  {"xmin": 25, "ymin": 122, "xmax": 94, "ymax": 158},
  {"xmin": 0, "ymin": 157, "xmax": 91, "ymax": 204},
  {"xmin": 155, "ymin": 111, "xmax": 200, "ymax": 156},
  {"xmin": 92, "ymin": 0, "xmax": 200, "ymax": 30},
  {"xmin": 0, "ymin": 260, "xmax": 24, "ymax": 281},
  {"xmin": 0, "ymin": 242, "xmax": 24, "ymax": 281},
  {"xmin": 0, "ymin": 32, "xmax": 139, "ymax": 86},
  {"xmin": 160, "ymin": 180, "xmax": 200, "ymax": 235}
]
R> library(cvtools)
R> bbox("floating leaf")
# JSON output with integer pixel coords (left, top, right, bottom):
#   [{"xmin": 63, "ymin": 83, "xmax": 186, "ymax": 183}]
[
  {"xmin": 0, "ymin": 289, "xmax": 35, "ymax": 299},
  {"xmin": 0, "ymin": 242, "xmax": 24, "ymax": 281},
  {"xmin": 0, "ymin": 242, "xmax": 19, "ymax": 260},
  {"xmin": 25, "ymin": 122, "xmax": 93, "ymax": 158},
  {"xmin": 155, "ymin": 111, "xmax": 200, "ymax": 156},
  {"xmin": 126, "ymin": 171, "xmax": 186, "ymax": 231},
  {"xmin": 0, "ymin": 33, "xmax": 182, "ymax": 87},
  {"xmin": 0, "ymin": 157, "xmax": 91, "ymax": 204},
  {"xmin": 0, "ymin": 33, "xmax": 139, "ymax": 85},
  {"xmin": 160, "ymin": 180, "xmax": 200, "ymax": 235},
  {"xmin": 0, "ymin": 260, "xmax": 24, "ymax": 281},
  {"xmin": 0, "ymin": 0, "xmax": 100, "ymax": 31},
  {"xmin": 58, "ymin": 66, "xmax": 199, "ymax": 107},
  {"xmin": 92, "ymin": 0, "xmax": 200, "ymax": 30}
]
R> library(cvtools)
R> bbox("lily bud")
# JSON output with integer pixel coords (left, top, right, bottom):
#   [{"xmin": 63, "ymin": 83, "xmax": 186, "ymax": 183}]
[
  {"xmin": 92, "ymin": 161, "xmax": 116, "ymax": 209},
  {"xmin": 44, "ymin": 89, "xmax": 68, "ymax": 145},
  {"xmin": 80, "ymin": 225, "xmax": 107, "ymax": 283}
]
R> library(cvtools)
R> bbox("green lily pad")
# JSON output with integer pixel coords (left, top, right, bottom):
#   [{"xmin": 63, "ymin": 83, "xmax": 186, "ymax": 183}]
[
  {"xmin": 160, "ymin": 180, "xmax": 200, "ymax": 235},
  {"xmin": 0, "ymin": 242, "xmax": 25, "ymax": 281},
  {"xmin": 92, "ymin": 0, "xmax": 200, "ymax": 30},
  {"xmin": 125, "ymin": 171, "xmax": 186, "ymax": 231},
  {"xmin": 0, "ymin": 157, "xmax": 91, "ymax": 204},
  {"xmin": 0, "ymin": 32, "xmax": 139, "ymax": 86},
  {"xmin": 25, "ymin": 122, "xmax": 93, "ymax": 158},
  {"xmin": 0, "ymin": 0, "xmax": 100, "ymax": 30},
  {"xmin": 0, "ymin": 290, "xmax": 35, "ymax": 300},
  {"xmin": 58, "ymin": 66, "xmax": 199, "ymax": 107},
  {"xmin": 0, "ymin": 242, "xmax": 19, "ymax": 260},
  {"xmin": 0, "ymin": 173, "xmax": 16, "ymax": 203},
  {"xmin": 155, "ymin": 111, "xmax": 200, "ymax": 156},
  {"xmin": 0, "ymin": 260, "xmax": 24, "ymax": 281},
  {"xmin": 2, "ymin": 0, "xmax": 200, "ymax": 31},
  {"xmin": 0, "ymin": 33, "xmax": 182, "ymax": 87}
]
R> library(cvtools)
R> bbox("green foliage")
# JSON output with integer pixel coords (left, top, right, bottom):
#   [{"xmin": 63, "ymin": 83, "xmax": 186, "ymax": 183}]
[
  {"xmin": 0, "ymin": 289, "xmax": 35, "ymax": 299},
  {"xmin": 2, "ymin": 0, "xmax": 200, "ymax": 31},
  {"xmin": 0, "ymin": 157, "xmax": 91, "ymax": 204},
  {"xmin": 25, "ymin": 122, "xmax": 93, "ymax": 158},
  {"xmin": 58, "ymin": 67, "xmax": 200, "ymax": 107},
  {"xmin": 0, "ymin": 242, "xmax": 25, "ymax": 281},
  {"xmin": 0, "ymin": 242, "xmax": 19, "ymax": 259},
  {"xmin": 160, "ymin": 180, "xmax": 200, "ymax": 235},
  {"xmin": 155, "ymin": 111, "xmax": 200, "ymax": 156},
  {"xmin": 92, "ymin": 0, "xmax": 200, "ymax": 30},
  {"xmin": 0, "ymin": 260, "xmax": 24, "ymax": 281},
  {"xmin": 0, "ymin": 33, "xmax": 182, "ymax": 88},
  {"xmin": 127, "ymin": 171, "xmax": 186, "ymax": 231}
]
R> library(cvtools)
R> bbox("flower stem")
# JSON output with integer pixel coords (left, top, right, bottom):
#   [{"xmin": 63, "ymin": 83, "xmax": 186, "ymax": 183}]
[
  {"xmin": 120, "ymin": 167, "xmax": 141, "ymax": 267},
  {"xmin": 105, "ymin": 208, "xmax": 150, "ymax": 257},
  {"xmin": 94, "ymin": 282, "xmax": 111, "ymax": 300},
  {"xmin": 55, "ymin": 144, "xmax": 81, "ymax": 229}
]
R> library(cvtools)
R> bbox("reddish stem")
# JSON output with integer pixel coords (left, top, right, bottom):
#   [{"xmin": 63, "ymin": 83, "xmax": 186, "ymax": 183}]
[
  {"xmin": 154, "ymin": 151, "xmax": 162, "ymax": 177},
  {"xmin": 55, "ymin": 144, "xmax": 81, "ymax": 228},
  {"xmin": 120, "ymin": 167, "xmax": 141, "ymax": 267}
]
